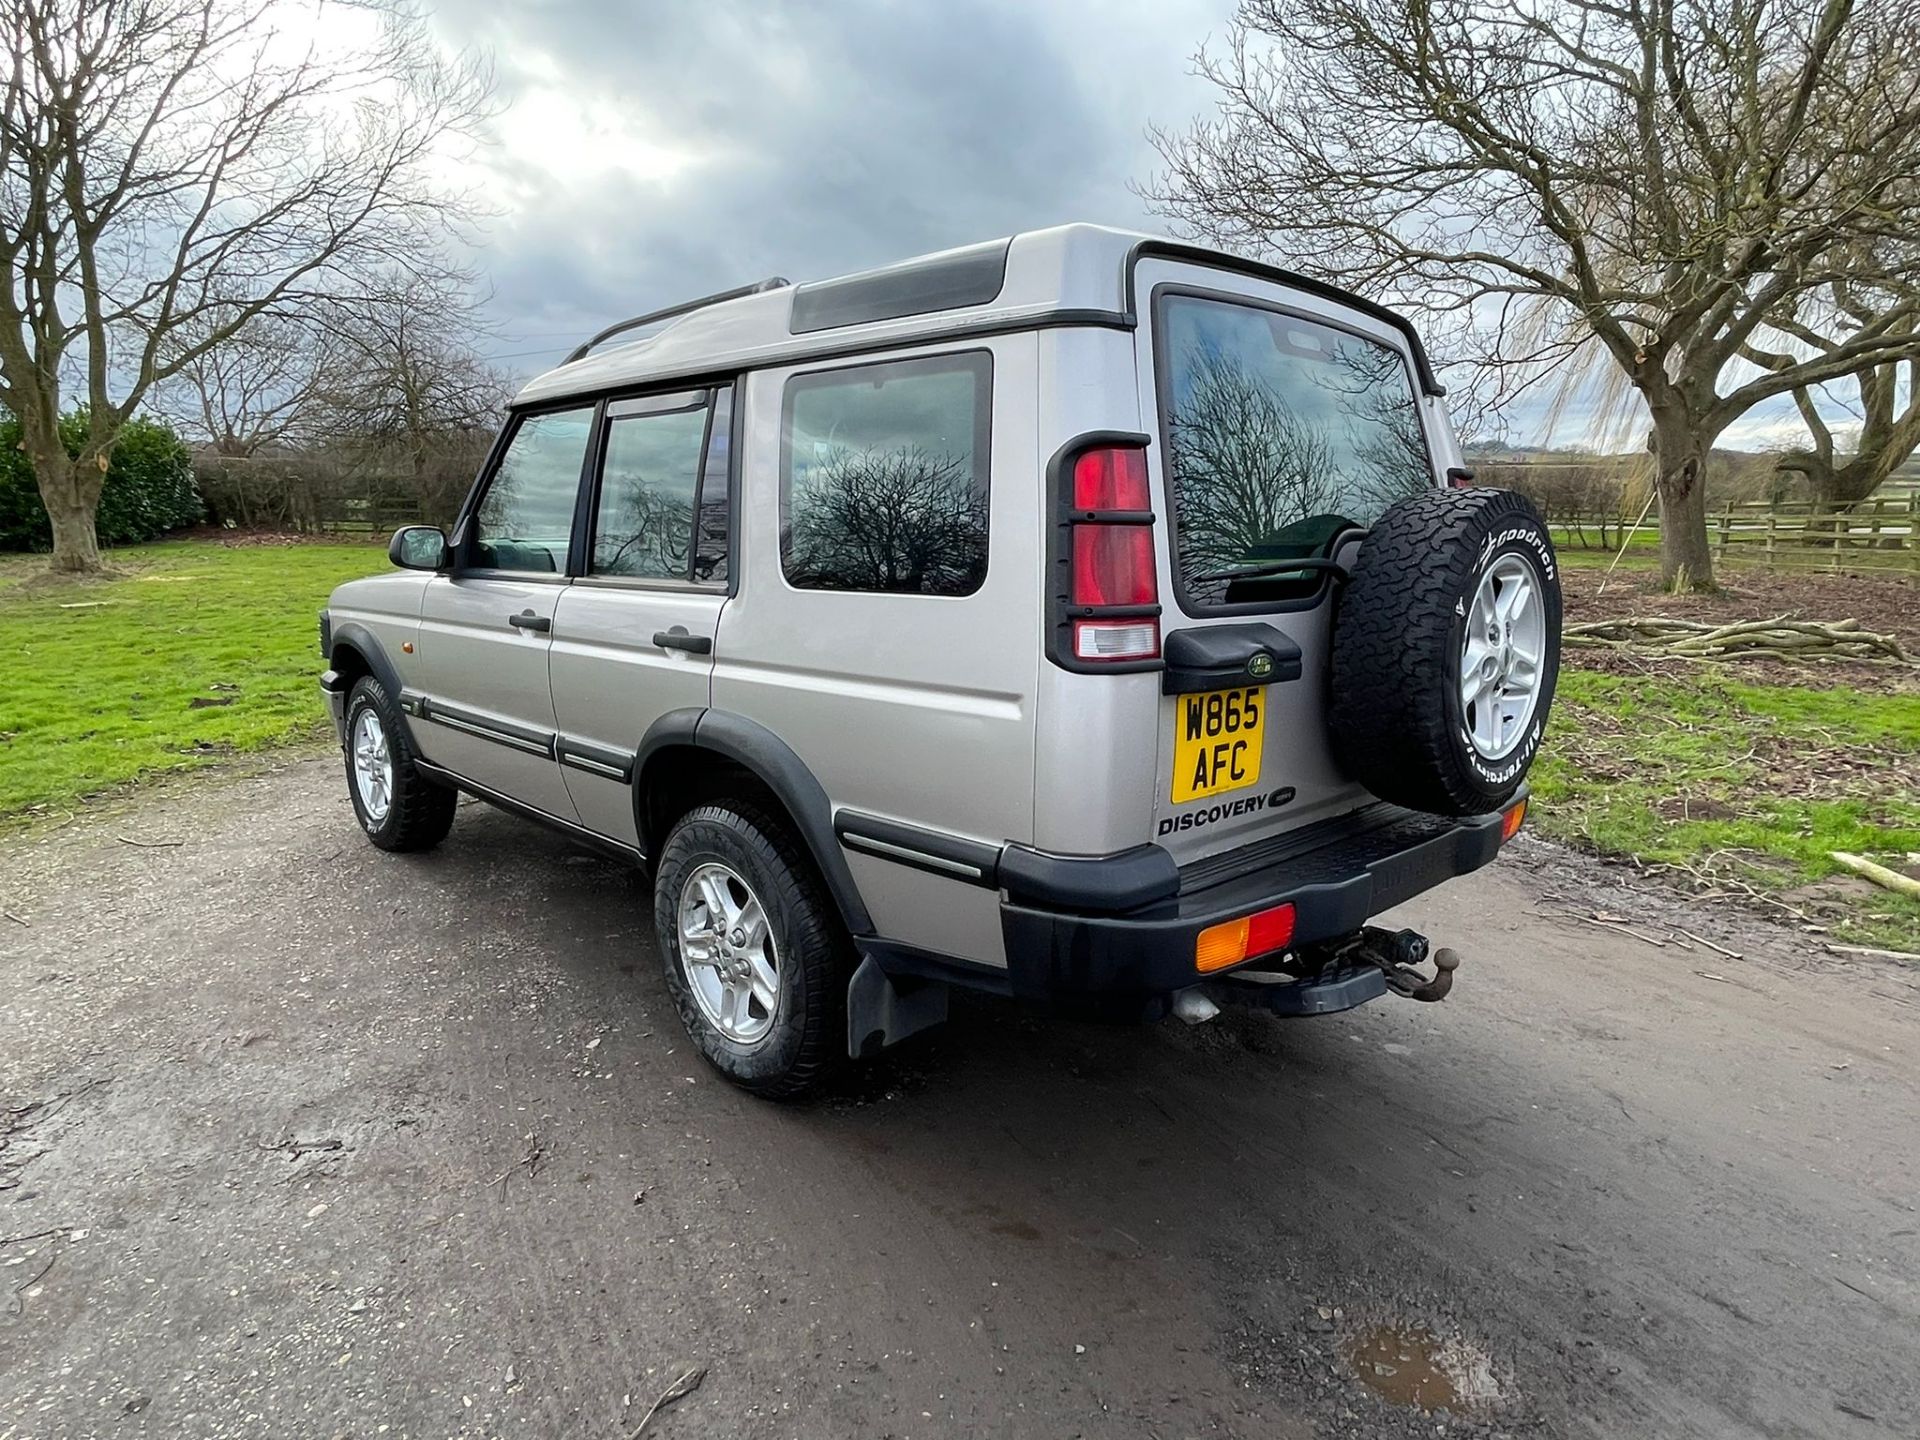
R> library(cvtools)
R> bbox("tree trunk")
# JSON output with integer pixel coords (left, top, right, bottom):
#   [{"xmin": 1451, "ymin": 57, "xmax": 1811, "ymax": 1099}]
[
  {"xmin": 30, "ymin": 441, "xmax": 108, "ymax": 575},
  {"xmin": 1652, "ymin": 432, "xmax": 1715, "ymax": 592}
]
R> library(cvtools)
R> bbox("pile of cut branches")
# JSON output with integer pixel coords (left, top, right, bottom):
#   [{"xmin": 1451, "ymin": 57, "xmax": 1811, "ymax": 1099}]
[{"xmin": 1563, "ymin": 615, "xmax": 1912, "ymax": 664}]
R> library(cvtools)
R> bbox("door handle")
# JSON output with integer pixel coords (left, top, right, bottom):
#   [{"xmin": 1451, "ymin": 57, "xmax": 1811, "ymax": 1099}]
[
  {"xmin": 652, "ymin": 628, "xmax": 712, "ymax": 655},
  {"xmin": 508, "ymin": 610, "xmax": 551, "ymax": 633}
]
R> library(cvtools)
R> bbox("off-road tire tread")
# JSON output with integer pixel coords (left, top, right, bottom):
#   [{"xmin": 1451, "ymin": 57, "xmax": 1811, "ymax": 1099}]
[
  {"xmin": 1328, "ymin": 488, "xmax": 1560, "ymax": 816},
  {"xmin": 345, "ymin": 676, "xmax": 457, "ymax": 852},
  {"xmin": 653, "ymin": 800, "xmax": 850, "ymax": 1100}
]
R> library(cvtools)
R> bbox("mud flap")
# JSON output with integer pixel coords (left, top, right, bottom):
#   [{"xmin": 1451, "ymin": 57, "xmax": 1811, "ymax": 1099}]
[{"xmin": 847, "ymin": 955, "xmax": 950, "ymax": 1058}]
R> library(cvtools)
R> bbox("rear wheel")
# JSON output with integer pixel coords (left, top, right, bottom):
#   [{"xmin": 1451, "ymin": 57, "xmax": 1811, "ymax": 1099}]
[
  {"xmin": 653, "ymin": 801, "xmax": 849, "ymax": 1099},
  {"xmin": 342, "ymin": 675, "xmax": 457, "ymax": 851},
  {"xmin": 1328, "ymin": 489, "xmax": 1561, "ymax": 815}
]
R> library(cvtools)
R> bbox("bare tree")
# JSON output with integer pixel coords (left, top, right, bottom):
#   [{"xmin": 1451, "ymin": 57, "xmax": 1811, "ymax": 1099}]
[
  {"xmin": 1148, "ymin": 0, "xmax": 1920, "ymax": 590},
  {"xmin": 304, "ymin": 268, "xmax": 510, "ymax": 524},
  {"xmin": 0, "ymin": 0, "xmax": 491, "ymax": 571},
  {"xmin": 155, "ymin": 307, "xmax": 339, "ymax": 457},
  {"xmin": 784, "ymin": 447, "xmax": 987, "ymax": 595},
  {"xmin": 1168, "ymin": 349, "xmax": 1342, "ymax": 575},
  {"xmin": 1760, "ymin": 280, "xmax": 1920, "ymax": 507}
]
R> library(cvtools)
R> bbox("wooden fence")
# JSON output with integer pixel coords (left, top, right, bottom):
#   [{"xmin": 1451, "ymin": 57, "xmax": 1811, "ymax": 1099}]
[
  {"xmin": 315, "ymin": 493, "xmax": 422, "ymax": 534},
  {"xmin": 1712, "ymin": 496, "xmax": 1919, "ymax": 575},
  {"xmin": 1546, "ymin": 495, "xmax": 1918, "ymax": 576}
]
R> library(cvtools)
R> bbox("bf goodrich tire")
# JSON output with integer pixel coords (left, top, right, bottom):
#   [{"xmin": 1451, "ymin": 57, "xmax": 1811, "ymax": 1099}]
[
  {"xmin": 653, "ymin": 801, "xmax": 850, "ymax": 1100},
  {"xmin": 342, "ymin": 675, "xmax": 458, "ymax": 851},
  {"xmin": 1328, "ymin": 489, "xmax": 1561, "ymax": 816}
]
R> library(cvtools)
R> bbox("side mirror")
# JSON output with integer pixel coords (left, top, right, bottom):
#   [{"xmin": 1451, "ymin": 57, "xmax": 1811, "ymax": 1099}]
[{"xmin": 388, "ymin": 525, "xmax": 449, "ymax": 571}]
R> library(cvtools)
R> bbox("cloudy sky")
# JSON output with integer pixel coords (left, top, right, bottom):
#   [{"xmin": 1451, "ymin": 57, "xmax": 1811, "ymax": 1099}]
[
  {"xmin": 416, "ymin": 0, "xmax": 1829, "ymax": 451},
  {"xmin": 424, "ymin": 0, "xmax": 1224, "ymax": 378}
]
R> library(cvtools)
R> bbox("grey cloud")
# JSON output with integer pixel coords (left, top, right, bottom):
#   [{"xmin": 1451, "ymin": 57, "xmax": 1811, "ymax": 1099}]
[{"xmin": 427, "ymin": 0, "xmax": 1224, "ymax": 378}]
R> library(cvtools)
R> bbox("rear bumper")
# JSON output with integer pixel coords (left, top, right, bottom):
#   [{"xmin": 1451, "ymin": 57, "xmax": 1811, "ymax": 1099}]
[{"xmin": 998, "ymin": 800, "xmax": 1512, "ymax": 1005}]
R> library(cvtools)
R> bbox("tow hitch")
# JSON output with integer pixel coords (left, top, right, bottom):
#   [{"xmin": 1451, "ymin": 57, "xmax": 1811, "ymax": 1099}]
[
  {"xmin": 1189, "ymin": 925, "xmax": 1461, "ymax": 1019},
  {"xmin": 1365, "ymin": 927, "xmax": 1460, "ymax": 1003}
]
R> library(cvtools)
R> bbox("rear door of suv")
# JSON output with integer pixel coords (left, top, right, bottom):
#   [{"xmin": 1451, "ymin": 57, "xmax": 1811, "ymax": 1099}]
[
  {"xmin": 547, "ymin": 385, "xmax": 736, "ymax": 849},
  {"xmin": 1133, "ymin": 258, "xmax": 1447, "ymax": 865}
]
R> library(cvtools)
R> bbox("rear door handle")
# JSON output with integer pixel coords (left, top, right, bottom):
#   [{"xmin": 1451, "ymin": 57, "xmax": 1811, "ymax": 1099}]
[
  {"xmin": 508, "ymin": 610, "xmax": 551, "ymax": 633},
  {"xmin": 653, "ymin": 629, "xmax": 712, "ymax": 654}
]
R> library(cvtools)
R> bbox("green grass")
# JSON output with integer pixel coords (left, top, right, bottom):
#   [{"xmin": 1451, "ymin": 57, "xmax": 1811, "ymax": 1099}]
[
  {"xmin": 0, "ymin": 540, "xmax": 382, "ymax": 820},
  {"xmin": 5, "ymin": 537, "xmax": 1914, "ymax": 949},
  {"xmin": 1549, "ymin": 523, "xmax": 1661, "ymax": 555},
  {"xmin": 1531, "ymin": 665, "xmax": 1920, "ymax": 948}
]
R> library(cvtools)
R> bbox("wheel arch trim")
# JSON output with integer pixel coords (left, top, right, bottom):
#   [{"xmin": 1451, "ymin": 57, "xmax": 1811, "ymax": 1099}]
[
  {"xmin": 327, "ymin": 621, "xmax": 420, "ymax": 749},
  {"xmin": 634, "ymin": 708, "xmax": 876, "ymax": 937}
]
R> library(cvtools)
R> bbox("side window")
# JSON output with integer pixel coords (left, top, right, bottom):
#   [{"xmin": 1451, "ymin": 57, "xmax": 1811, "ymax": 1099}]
[
  {"xmin": 473, "ymin": 407, "xmax": 595, "ymax": 573},
  {"xmin": 781, "ymin": 351, "xmax": 990, "ymax": 596},
  {"xmin": 692, "ymin": 388, "xmax": 732, "ymax": 584},
  {"xmin": 590, "ymin": 388, "xmax": 731, "ymax": 584}
]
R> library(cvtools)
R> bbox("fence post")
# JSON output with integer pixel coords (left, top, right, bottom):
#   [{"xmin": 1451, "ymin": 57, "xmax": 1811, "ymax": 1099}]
[
  {"xmin": 1717, "ymin": 502, "xmax": 1731, "ymax": 557},
  {"xmin": 1765, "ymin": 507, "xmax": 1777, "ymax": 567}
]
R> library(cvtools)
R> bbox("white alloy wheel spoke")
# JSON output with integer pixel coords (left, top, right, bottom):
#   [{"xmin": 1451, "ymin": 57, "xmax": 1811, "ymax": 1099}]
[
  {"xmin": 1460, "ymin": 554, "xmax": 1548, "ymax": 763},
  {"xmin": 677, "ymin": 861, "xmax": 780, "ymax": 1045},
  {"xmin": 746, "ymin": 954, "xmax": 779, "ymax": 1011}
]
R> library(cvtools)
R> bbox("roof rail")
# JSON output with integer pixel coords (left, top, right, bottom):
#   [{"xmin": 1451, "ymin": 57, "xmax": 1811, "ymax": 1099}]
[{"xmin": 563, "ymin": 276, "xmax": 791, "ymax": 365}]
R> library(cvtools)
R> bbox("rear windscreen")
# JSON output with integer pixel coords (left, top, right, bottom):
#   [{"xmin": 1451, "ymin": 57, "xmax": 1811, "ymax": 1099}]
[{"xmin": 1157, "ymin": 292, "xmax": 1433, "ymax": 610}]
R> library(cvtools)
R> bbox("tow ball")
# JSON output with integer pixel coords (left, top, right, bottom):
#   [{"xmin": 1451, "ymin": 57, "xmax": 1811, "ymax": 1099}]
[
  {"xmin": 1366, "ymin": 927, "xmax": 1460, "ymax": 1003},
  {"xmin": 1181, "ymin": 924, "xmax": 1462, "ymax": 1020}
]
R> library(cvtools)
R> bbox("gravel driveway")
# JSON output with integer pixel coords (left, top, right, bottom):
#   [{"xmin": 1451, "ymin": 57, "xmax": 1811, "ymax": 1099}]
[{"xmin": 2, "ymin": 758, "xmax": 1915, "ymax": 1438}]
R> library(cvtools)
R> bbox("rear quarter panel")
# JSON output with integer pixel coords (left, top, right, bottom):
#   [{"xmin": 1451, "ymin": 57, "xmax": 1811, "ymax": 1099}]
[{"xmin": 711, "ymin": 334, "xmax": 1042, "ymax": 968}]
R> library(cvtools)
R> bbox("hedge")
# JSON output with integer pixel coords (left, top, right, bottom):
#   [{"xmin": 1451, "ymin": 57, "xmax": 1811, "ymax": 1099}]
[{"xmin": 0, "ymin": 410, "xmax": 202, "ymax": 551}]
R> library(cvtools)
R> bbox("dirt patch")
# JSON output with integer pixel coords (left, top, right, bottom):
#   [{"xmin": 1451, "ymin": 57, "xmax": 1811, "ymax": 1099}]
[
  {"xmin": 176, "ymin": 524, "xmax": 385, "ymax": 548},
  {"xmin": 1563, "ymin": 567, "xmax": 1920, "ymax": 646},
  {"xmin": 1561, "ymin": 568, "xmax": 1920, "ymax": 688},
  {"xmin": 1346, "ymin": 1324, "xmax": 1505, "ymax": 1414}
]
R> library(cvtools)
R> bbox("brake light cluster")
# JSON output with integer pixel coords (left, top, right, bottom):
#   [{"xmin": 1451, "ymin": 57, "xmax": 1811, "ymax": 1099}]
[
  {"xmin": 1061, "ymin": 443, "xmax": 1160, "ymax": 664},
  {"xmin": 1195, "ymin": 901, "xmax": 1297, "ymax": 973}
]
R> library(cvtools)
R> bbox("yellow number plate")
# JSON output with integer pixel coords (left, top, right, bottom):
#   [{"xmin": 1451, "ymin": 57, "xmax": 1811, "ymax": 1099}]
[{"xmin": 1171, "ymin": 686, "xmax": 1265, "ymax": 804}]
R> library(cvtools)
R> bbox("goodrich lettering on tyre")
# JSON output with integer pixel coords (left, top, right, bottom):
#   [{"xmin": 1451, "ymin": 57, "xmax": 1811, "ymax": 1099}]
[{"xmin": 1327, "ymin": 489, "xmax": 1562, "ymax": 817}]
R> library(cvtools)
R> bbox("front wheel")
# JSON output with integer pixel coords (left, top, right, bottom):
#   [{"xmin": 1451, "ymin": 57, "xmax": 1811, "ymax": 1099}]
[
  {"xmin": 653, "ymin": 802, "xmax": 849, "ymax": 1099},
  {"xmin": 342, "ymin": 675, "xmax": 457, "ymax": 851}
]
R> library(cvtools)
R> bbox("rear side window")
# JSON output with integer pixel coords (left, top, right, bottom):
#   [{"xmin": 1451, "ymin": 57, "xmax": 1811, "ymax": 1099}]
[
  {"xmin": 1157, "ymin": 293, "xmax": 1433, "ymax": 610},
  {"xmin": 473, "ymin": 407, "xmax": 595, "ymax": 573},
  {"xmin": 780, "ymin": 351, "xmax": 991, "ymax": 596},
  {"xmin": 590, "ymin": 387, "xmax": 733, "ymax": 585}
]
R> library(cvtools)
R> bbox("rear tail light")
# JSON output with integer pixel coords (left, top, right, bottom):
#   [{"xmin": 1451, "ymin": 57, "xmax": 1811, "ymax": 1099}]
[
  {"xmin": 1051, "ymin": 439, "xmax": 1160, "ymax": 668},
  {"xmin": 1073, "ymin": 619, "xmax": 1159, "ymax": 661},
  {"xmin": 1194, "ymin": 901, "xmax": 1298, "ymax": 973},
  {"xmin": 1073, "ymin": 446, "xmax": 1151, "ymax": 510},
  {"xmin": 1501, "ymin": 797, "xmax": 1527, "ymax": 841},
  {"xmin": 1071, "ymin": 526, "xmax": 1155, "ymax": 606}
]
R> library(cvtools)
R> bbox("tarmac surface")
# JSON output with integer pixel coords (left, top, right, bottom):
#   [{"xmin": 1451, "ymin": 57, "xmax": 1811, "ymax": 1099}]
[{"xmin": 2, "ymin": 758, "xmax": 1916, "ymax": 1438}]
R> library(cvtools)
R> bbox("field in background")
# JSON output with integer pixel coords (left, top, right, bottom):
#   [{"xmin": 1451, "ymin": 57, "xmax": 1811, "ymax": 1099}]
[
  {"xmin": 0, "ymin": 539, "xmax": 379, "ymax": 819},
  {"xmin": 1544, "ymin": 495, "xmax": 1920, "ymax": 576},
  {"xmin": 3, "ymin": 537, "xmax": 1915, "ymax": 946},
  {"xmin": 1538, "ymin": 568, "xmax": 1920, "ymax": 948}
]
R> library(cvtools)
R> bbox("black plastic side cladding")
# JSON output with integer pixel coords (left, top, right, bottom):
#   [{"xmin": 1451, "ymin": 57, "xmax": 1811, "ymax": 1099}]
[
  {"xmin": 634, "ymin": 709, "xmax": 876, "ymax": 938},
  {"xmin": 326, "ymin": 620, "xmax": 416, "ymax": 748}
]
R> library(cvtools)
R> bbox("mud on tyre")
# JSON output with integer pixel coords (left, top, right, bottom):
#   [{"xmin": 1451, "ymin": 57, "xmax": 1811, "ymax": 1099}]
[{"xmin": 1328, "ymin": 489, "xmax": 1561, "ymax": 817}]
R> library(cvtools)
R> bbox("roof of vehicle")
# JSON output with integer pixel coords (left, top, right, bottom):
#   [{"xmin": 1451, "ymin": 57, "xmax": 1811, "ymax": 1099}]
[{"xmin": 514, "ymin": 223, "xmax": 1442, "ymax": 406}]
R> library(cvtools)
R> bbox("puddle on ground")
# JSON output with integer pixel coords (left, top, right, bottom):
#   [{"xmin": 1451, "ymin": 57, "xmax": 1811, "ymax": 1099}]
[{"xmin": 1345, "ymin": 1324, "xmax": 1502, "ymax": 1412}]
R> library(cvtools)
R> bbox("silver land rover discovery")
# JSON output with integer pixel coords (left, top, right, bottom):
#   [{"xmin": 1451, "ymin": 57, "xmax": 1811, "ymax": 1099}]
[{"xmin": 320, "ymin": 225, "xmax": 1561, "ymax": 1097}]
